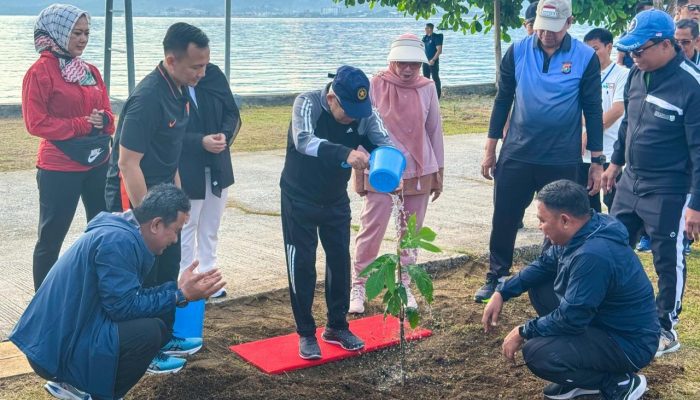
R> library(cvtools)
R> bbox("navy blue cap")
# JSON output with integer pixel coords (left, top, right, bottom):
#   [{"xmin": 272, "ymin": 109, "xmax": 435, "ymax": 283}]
[
  {"xmin": 617, "ymin": 9, "xmax": 675, "ymax": 51},
  {"xmin": 331, "ymin": 65, "xmax": 372, "ymax": 119},
  {"xmin": 525, "ymin": 2, "xmax": 538, "ymax": 22}
]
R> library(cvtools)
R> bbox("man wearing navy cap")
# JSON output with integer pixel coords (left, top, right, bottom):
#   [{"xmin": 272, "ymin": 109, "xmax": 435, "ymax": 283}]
[
  {"xmin": 280, "ymin": 66, "xmax": 394, "ymax": 360},
  {"xmin": 602, "ymin": 9, "xmax": 700, "ymax": 358}
]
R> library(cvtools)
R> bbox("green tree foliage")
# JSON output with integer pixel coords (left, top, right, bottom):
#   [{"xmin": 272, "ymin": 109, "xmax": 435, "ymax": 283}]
[{"xmin": 336, "ymin": 0, "xmax": 652, "ymax": 40}]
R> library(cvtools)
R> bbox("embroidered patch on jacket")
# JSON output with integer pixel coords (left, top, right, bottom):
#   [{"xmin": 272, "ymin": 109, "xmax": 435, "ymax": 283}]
[
  {"xmin": 654, "ymin": 110, "xmax": 676, "ymax": 122},
  {"xmin": 561, "ymin": 62, "xmax": 572, "ymax": 74}
]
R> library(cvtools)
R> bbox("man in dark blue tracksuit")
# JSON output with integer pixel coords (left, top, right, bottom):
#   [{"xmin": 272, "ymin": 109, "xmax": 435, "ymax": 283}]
[
  {"xmin": 483, "ymin": 180, "xmax": 658, "ymax": 400},
  {"xmin": 280, "ymin": 66, "xmax": 394, "ymax": 360},
  {"xmin": 601, "ymin": 9, "xmax": 700, "ymax": 357}
]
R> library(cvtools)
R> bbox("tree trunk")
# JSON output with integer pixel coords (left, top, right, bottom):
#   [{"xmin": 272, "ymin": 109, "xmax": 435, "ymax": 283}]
[{"xmin": 494, "ymin": 0, "xmax": 502, "ymax": 87}]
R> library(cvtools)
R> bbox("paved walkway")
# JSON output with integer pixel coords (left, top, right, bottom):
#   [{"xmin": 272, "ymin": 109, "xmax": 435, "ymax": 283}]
[{"xmin": 0, "ymin": 134, "xmax": 545, "ymax": 340}]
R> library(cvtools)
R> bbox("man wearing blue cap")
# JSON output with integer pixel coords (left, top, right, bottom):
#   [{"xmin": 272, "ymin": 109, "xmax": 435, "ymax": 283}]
[
  {"xmin": 280, "ymin": 66, "xmax": 394, "ymax": 359},
  {"xmin": 601, "ymin": 9, "xmax": 700, "ymax": 358}
]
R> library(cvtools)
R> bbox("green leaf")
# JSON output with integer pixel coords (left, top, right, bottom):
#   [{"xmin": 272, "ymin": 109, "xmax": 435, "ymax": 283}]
[
  {"xmin": 397, "ymin": 285, "xmax": 408, "ymax": 306},
  {"xmin": 359, "ymin": 254, "xmax": 396, "ymax": 277},
  {"xmin": 418, "ymin": 241, "xmax": 441, "ymax": 253},
  {"xmin": 365, "ymin": 267, "xmax": 386, "ymax": 301},
  {"xmin": 386, "ymin": 293, "xmax": 401, "ymax": 317},
  {"xmin": 384, "ymin": 260, "xmax": 397, "ymax": 294},
  {"xmin": 417, "ymin": 226, "xmax": 437, "ymax": 242},
  {"xmin": 406, "ymin": 308, "xmax": 421, "ymax": 329},
  {"xmin": 408, "ymin": 265, "xmax": 434, "ymax": 304}
]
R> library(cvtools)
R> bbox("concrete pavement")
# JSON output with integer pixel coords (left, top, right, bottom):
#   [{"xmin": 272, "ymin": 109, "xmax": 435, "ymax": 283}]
[{"xmin": 0, "ymin": 134, "xmax": 545, "ymax": 340}]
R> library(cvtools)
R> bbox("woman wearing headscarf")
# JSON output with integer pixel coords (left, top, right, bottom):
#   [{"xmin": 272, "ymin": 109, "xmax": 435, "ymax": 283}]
[
  {"xmin": 23, "ymin": 4, "xmax": 114, "ymax": 291},
  {"xmin": 349, "ymin": 33, "xmax": 444, "ymax": 314}
]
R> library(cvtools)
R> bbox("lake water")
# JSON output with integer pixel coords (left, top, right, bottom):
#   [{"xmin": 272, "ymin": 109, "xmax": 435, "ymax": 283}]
[{"xmin": 0, "ymin": 16, "xmax": 596, "ymax": 103}]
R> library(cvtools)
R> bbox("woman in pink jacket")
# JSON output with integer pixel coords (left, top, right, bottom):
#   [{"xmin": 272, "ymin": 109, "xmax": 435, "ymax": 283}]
[{"xmin": 350, "ymin": 33, "xmax": 444, "ymax": 314}]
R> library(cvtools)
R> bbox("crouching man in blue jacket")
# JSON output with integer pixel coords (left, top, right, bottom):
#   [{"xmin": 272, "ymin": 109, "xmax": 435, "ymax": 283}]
[
  {"xmin": 482, "ymin": 180, "xmax": 659, "ymax": 400},
  {"xmin": 10, "ymin": 184, "xmax": 225, "ymax": 400}
]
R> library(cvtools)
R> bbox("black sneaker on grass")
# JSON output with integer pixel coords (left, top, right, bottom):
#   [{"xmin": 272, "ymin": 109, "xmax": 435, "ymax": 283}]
[
  {"xmin": 299, "ymin": 335, "xmax": 322, "ymax": 360},
  {"xmin": 543, "ymin": 382, "xmax": 599, "ymax": 399},
  {"xmin": 606, "ymin": 374, "xmax": 647, "ymax": 400},
  {"xmin": 321, "ymin": 328, "xmax": 364, "ymax": 351},
  {"xmin": 474, "ymin": 277, "xmax": 504, "ymax": 303}
]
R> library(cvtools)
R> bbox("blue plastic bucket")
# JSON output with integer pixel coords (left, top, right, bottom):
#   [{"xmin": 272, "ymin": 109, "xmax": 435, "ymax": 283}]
[
  {"xmin": 173, "ymin": 299, "xmax": 205, "ymax": 338},
  {"xmin": 369, "ymin": 146, "xmax": 406, "ymax": 193}
]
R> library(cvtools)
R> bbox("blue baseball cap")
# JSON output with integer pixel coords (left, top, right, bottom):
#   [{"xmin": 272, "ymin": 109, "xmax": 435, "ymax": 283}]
[
  {"xmin": 331, "ymin": 66, "xmax": 372, "ymax": 120},
  {"xmin": 617, "ymin": 9, "xmax": 675, "ymax": 51}
]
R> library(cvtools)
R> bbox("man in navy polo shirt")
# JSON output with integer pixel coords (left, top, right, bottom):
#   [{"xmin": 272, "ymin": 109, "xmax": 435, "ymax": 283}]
[
  {"xmin": 104, "ymin": 22, "xmax": 211, "ymax": 371},
  {"xmin": 422, "ymin": 23, "xmax": 443, "ymax": 98},
  {"xmin": 475, "ymin": 0, "xmax": 604, "ymax": 303},
  {"xmin": 602, "ymin": 9, "xmax": 700, "ymax": 358},
  {"xmin": 280, "ymin": 66, "xmax": 393, "ymax": 360}
]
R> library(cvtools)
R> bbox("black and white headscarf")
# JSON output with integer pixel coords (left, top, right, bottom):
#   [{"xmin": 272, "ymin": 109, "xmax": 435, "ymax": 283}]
[{"xmin": 34, "ymin": 3, "xmax": 96, "ymax": 85}]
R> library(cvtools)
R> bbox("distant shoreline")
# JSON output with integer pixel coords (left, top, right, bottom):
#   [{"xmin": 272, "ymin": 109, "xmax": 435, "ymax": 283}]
[{"xmin": 0, "ymin": 83, "xmax": 496, "ymax": 117}]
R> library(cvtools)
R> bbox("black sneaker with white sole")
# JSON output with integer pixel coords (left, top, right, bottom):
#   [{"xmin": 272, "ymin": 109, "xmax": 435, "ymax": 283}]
[
  {"xmin": 543, "ymin": 382, "xmax": 599, "ymax": 399},
  {"xmin": 606, "ymin": 374, "xmax": 647, "ymax": 400},
  {"xmin": 299, "ymin": 335, "xmax": 322, "ymax": 360},
  {"xmin": 321, "ymin": 328, "xmax": 365, "ymax": 351}
]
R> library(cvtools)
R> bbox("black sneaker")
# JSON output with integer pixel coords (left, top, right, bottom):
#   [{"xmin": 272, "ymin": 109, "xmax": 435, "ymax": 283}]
[
  {"xmin": 321, "ymin": 328, "xmax": 365, "ymax": 351},
  {"xmin": 474, "ymin": 277, "xmax": 504, "ymax": 303},
  {"xmin": 655, "ymin": 329, "xmax": 680, "ymax": 358},
  {"xmin": 543, "ymin": 382, "xmax": 599, "ymax": 399},
  {"xmin": 299, "ymin": 335, "xmax": 322, "ymax": 360},
  {"xmin": 607, "ymin": 374, "xmax": 647, "ymax": 400}
]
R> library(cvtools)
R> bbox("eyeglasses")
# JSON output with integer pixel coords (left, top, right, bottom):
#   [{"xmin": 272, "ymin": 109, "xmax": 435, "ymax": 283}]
[
  {"xmin": 676, "ymin": 39, "xmax": 696, "ymax": 46},
  {"xmin": 683, "ymin": 4, "xmax": 700, "ymax": 11},
  {"xmin": 630, "ymin": 40, "xmax": 662, "ymax": 57},
  {"xmin": 396, "ymin": 62, "xmax": 422, "ymax": 69}
]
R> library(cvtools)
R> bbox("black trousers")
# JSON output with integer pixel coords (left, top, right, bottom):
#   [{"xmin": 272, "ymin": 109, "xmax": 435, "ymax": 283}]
[
  {"xmin": 281, "ymin": 192, "xmax": 351, "ymax": 337},
  {"xmin": 611, "ymin": 174, "xmax": 688, "ymax": 333},
  {"xmin": 576, "ymin": 162, "xmax": 615, "ymax": 213},
  {"xmin": 33, "ymin": 164, "xmax": 107, "ymax": 290},
  {"xmin": 28, "ymin": 318, "xmax": 169, "ymax": 399},
  {"xmin": 523, "ymin": 282, "xmax": 638, "ymax": 397},
  {"xmin": 422, "ymin": 59, "xmax": 441, "ymax": 98},
  {"xmin": 488, "ymin": 159, "xmax": 577, "ymax": 280}
]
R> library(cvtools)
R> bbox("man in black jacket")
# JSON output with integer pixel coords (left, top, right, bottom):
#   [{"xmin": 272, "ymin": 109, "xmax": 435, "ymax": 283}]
[
  {"xmin": 601, "ymin": 9, "xmax": 700, "ymax": 357},
  {"xmin": 280, "ymin": 66, "xmax": 393, "ymax": 360},
  {"xmin": 178, "ymin": 62, "xmax": 241, "ymax": 299},
  {"xmin": 482, "ymin": 180, "xmax": 658, "ymax": 400}
]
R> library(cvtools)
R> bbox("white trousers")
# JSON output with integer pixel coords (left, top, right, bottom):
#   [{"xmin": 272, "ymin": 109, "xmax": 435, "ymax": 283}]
[{"xmin": 179, "ymin": 168, "xmax": 229, "ymax": 274}]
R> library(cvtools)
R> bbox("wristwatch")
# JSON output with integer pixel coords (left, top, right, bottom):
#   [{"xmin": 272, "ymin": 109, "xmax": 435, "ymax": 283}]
[
  {"xmin": 175, "ymin": 289, "xmax": 189, "ymax": 308},
  {"xmin": 518, "ymin": 325, "xmax": 526, "ymax": 339},
  {"xmin": 590, "ymin": 155, "xmax": 607, "ymax": 165}
]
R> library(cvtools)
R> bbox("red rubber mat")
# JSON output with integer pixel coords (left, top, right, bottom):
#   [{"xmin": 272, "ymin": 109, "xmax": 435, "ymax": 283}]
[{"xmin": 229, "ymin": 314, "xmax": 432, "ymax": 374}]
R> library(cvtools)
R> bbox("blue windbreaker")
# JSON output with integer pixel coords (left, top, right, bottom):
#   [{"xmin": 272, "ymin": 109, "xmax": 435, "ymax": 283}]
[
  {"xmin": 499, "ymin": 213, "xmax": 659, "ymax": 370},
  {"xmin": 10, "ymin": 212, "xmax": 178, "ymax": 399}
]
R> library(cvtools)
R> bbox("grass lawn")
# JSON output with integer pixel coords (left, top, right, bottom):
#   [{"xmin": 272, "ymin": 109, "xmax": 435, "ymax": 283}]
[{"xmin": 0, "ymin": 94, "xmax": 493, "ymax": 172}]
